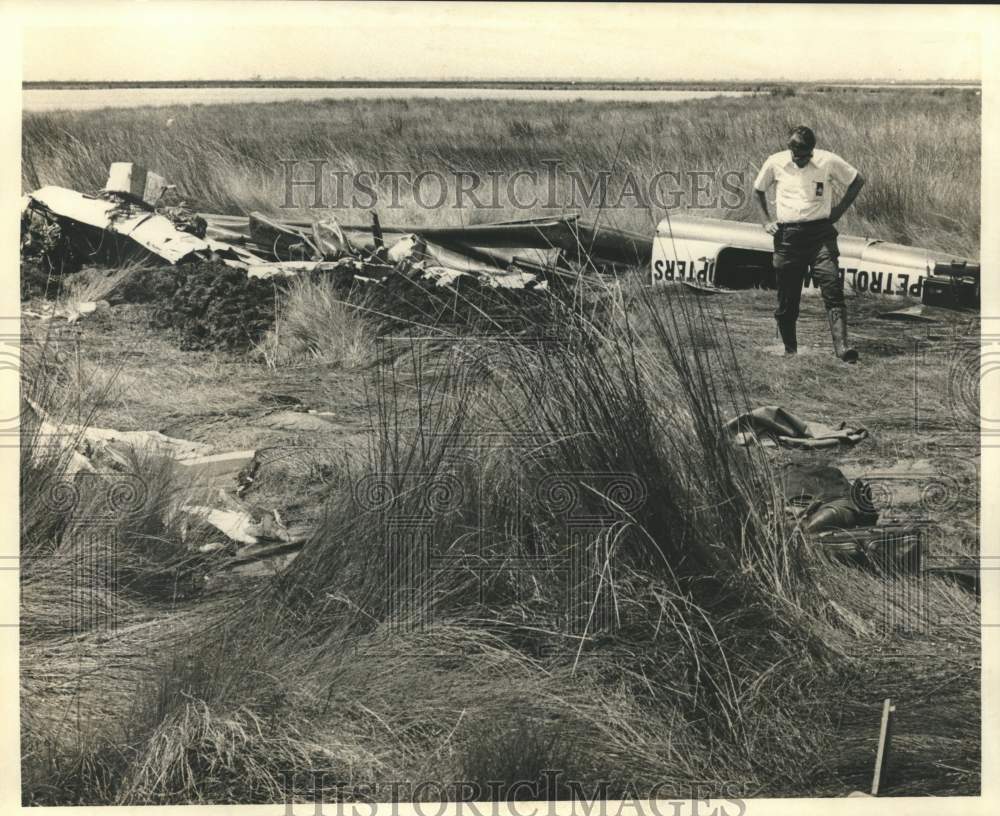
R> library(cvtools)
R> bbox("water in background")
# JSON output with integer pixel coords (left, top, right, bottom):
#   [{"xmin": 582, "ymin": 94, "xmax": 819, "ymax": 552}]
[{"xmin": 23, "ymin": 86, "xmax": 754, "ymax": 112}]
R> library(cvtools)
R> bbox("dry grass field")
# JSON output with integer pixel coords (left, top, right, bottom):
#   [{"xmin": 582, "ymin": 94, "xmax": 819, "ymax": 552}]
[
  {"xmin": 23, "ymin": 89, "xmax": 980, "ymax": 255},
  {"xmin": 19, "ymin": 88, "xmax": 981, "ymax": 805}
]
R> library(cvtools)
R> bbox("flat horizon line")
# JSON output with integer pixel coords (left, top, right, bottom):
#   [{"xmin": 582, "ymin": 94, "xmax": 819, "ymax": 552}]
[{"xmin": 23, "ymin": 78, "xmax": 982, "ymax": 88}]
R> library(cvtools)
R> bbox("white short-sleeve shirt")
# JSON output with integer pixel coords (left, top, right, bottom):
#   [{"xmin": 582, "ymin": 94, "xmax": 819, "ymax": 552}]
[{"xmin": 753, "ymin": 149, "xmax": 859, "ymax": 223}]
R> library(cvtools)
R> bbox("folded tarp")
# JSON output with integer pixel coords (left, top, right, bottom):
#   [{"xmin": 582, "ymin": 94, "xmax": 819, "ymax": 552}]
[{"xmin": 724, "ymin": 405, "xmax": 869, "ymax": 449}]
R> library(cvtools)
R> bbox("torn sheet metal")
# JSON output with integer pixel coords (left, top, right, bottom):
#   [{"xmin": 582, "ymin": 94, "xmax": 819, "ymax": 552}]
[
  {"xmin": 227, "ymin": 212, "xmax": 649, "ymax": 267},
  {"xmin": 25, "ymin": 185, "xmax": 266, "ymax": 269},
  {"xmin": 245, "ymin": 260, "xmax": 355, "ymax": 279},
  {"xmin": 210, "ymin": 240, "xmax": 269, "ymax": 269},
  {"xmin": 387, "ymin": 234, "xmax": 426, "ymax": 264},
  {"xmin": 312, "ymin": 216, "xmax": 350, "ymax": 258},
  {"xmin": 249, "ymin": 211, "xmax": 321, "ymax": 259},
  {"xmin": 247, "ymin": 213, "xmax": 576, "ymax": 253},
  {"xmin": 361, "ymin": 214, "xmax": 646, "ymax": 265},
  {"xmin": 483, "ymin": 270, "xmax": 546, "ymax": 289},
  {"xmin": 175, "ymin": 450, "xmax": 257, "ymax": 484},
  {"xmin": 247, "ymin": 214, "xmax": 549, "ymax": 283},
  {"xmin": 26, "ymin": 398, "xmax": 213, "ymax": 480},
  {"xmin": 104, "ymin": 162, "xmax": 169, "ymax": 208},
  {"xmin": 568, "ymin": 220, "xmax": 652, "ymax": 266},
  {"xmin": 26, "ymin": 186, "xmax": 212, "ymax": 264},
  {"xmin": 425, "ymin": 241, "xmax": 509, "ymax": 275},
  {"xmin": 448, "ymin": 244, "xmax": 562, "ymax": 273},
  {"xmin": 180, "ymin": 505, "xmax": 309, "ymax": 552},
  {"xmin": 419, "ymin": 266, "xmax": 468, "ymax": 288}
]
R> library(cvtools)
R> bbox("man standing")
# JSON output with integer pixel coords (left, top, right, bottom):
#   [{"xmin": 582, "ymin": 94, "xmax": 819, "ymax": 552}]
[{"xmin": 753, "ymin": 126, "xmax": 866, "ymax": 361}]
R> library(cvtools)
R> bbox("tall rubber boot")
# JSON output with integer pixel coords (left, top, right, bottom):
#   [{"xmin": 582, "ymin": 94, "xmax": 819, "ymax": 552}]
[
  {"xmin": 827, "ymin": 306, "xmax": 859, "ymax": 363},
  {"xmin": 776, "ymin": 318, "xmax": 797, "ymax": 355}
]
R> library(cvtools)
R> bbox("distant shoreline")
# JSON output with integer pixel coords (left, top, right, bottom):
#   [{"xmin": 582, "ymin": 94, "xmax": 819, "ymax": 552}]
[{"xmin": 23, "ymin": 79, "xmax": 981, "ymax": 91}]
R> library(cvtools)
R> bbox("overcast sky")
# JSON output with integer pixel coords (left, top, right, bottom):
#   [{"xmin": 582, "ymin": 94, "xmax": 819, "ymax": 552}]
[{"xmin": 19, "ymin": 2, "xmax": 985, "ymax": 83}]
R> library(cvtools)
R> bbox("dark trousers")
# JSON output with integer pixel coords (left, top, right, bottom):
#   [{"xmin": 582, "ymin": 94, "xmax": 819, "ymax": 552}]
[{"xmin": 772, "ymin": 218, "xmax": 845, "ymax": 322}]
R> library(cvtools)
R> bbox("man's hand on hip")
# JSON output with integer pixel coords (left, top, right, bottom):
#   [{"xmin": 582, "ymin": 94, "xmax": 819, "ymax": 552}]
[{"xmin": 763, "ymin": 221, "xmax": 779, "ymax": 236}]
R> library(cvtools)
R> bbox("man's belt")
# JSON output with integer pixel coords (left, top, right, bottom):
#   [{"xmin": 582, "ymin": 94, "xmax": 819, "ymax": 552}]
[{"xmin": 777, "ymin": 217, "xmax": 833, "ymax": 227}]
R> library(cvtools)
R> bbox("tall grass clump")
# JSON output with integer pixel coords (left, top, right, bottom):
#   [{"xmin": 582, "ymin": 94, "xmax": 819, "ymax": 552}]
[
  {"xmin": 256, "ymin": 274, "xmax": 374, "ymax": 368},
  {"xmin": 255, "ymin": 280, "xmax": 838, "ymax": 796}
]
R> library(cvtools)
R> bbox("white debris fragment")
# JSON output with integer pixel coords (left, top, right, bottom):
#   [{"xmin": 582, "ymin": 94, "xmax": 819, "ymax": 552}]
[
  {"xmin": 180, "ymin": 505, "xmax": 263, "ymax": 545},
  {"xmin": 387, "ymin": 234, "xmax": 427, "ymax": 264},
  {"xmin": 175, "ymin": 450, "xmax": 257, "ymax": 484},
  {"xmin": 26, "ymin": 398, "xmax": 212, "ymax": 472},
  {"xmin": 104, "ymin": 162, "xmax": 169, "ymax": 208},
  {"xmin": 24, "ymin": 184, "xmax": 266, "ymax": 270}
]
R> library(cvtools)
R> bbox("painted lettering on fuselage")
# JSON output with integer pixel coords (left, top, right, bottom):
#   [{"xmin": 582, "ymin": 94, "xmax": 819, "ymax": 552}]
[{"xmin": 653, "ymin": 256, "xmax": 923, "ymax": 297}]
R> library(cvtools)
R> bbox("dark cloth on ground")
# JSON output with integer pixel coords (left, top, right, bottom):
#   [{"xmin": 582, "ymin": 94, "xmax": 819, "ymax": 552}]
[
  {"xmin": 778, "ymin": 462, "xmax": 878, "ymax": 532},
  {"xmin": 777, "ymin": 462, "xmax": 918, "ymax": 571},
  {"xmin": 724, "ymin": 405, "xmax": 869, "ymax": 449}
]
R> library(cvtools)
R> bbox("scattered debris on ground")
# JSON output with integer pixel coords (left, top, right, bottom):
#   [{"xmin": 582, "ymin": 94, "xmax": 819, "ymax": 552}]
[
  {"xmin": 19, "ymin": 163, "xmax": 977, "ymax": 588},
  {"xmin": 26, "ymin": 398, "xmax": 211, "ymax": 469},
  {"xmin": 22, "ymin": 299, "xmax": 111, "ymax": 324},
  {"xmin": 26, "ymin": 395, "xmax": 307, "ymax": 572},
  {"xmin": 179, "ymin": 504, "xmax": 310, "ymax": 567},
  {"xmin": 877, "ymin": 305, "xmax": 939, "ymax": 322},
  {"xmin": 176, "ymin": 450, "xmax": 259, "ymax": 490}
]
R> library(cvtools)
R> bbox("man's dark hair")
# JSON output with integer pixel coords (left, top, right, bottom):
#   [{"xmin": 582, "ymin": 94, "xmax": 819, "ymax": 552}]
[{"xmin": 788, "ymin": 125, "xmax": 816, "ymax": 150}]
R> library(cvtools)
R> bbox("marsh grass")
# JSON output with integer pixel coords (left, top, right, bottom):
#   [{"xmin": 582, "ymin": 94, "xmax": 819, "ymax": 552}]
[
  {"xmin": 20, "ymin": 269, "xmax": 980, "ymax": 802},
  {"xmin": 19, "ymin": 88, "xmax": 981, "ymax": 800},
  {"xmin": 22, "ymin": 90, "xmax": 980, "ymax": 256},
  {"xmin": 252, "ymin": 285, "xmax": 845, "ymax": 798},
  {"xmin": 255, "ymin": 274, "xmax": 374, "ymax": 369}
]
